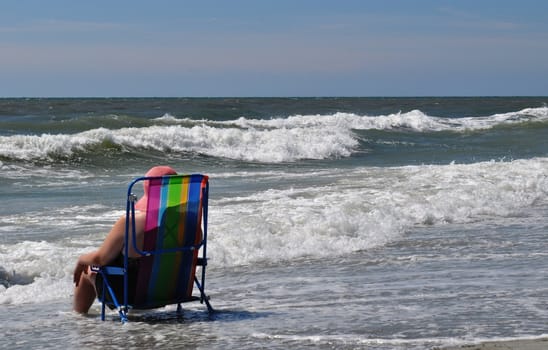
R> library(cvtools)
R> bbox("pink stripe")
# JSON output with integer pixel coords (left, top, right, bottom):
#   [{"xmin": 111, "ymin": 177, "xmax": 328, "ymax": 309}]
[
  {"xmin": 145, "ymin": 178, "xmax": 162, "ymax": 233},
  {"xmin": 134, "ymin": 178, "xmax": 163, "ymax": 305}
]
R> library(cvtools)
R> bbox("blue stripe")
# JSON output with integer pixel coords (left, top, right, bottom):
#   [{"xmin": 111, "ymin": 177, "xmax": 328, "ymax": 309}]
[{"xmin": 175, "ymin": 175, "xmax": 203, "ymax": 296}]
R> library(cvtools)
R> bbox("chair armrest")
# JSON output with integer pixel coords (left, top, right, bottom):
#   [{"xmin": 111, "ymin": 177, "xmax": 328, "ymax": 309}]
[{"xmin": 90, "ymin": 265, "xmax": 125, "ymax": 275}]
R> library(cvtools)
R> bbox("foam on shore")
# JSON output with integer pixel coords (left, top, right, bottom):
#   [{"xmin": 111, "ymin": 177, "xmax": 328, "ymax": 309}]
[{"xmin": 440, "ymin": 337, "xmax": 548, "ymax": 350}]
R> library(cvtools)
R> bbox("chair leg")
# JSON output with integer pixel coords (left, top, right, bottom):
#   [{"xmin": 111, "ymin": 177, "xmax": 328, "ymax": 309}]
[
  {"xmin": 203, "ymin": 295, "xmax": 213, "ymax": 313},
  {"xmin": 97, "ymin": 269, "xmax": 128, "ymax": 323},
  {"xmin": 101, "ymin": 283, "xmax": 106, "ymax": 321},
  {"xmin": 118, "ymin": 308, "xmax": 128, "ymax": 323},
  {"xmin": 194, "ymin": 276, "xmax": 214, "ymax": 313}
]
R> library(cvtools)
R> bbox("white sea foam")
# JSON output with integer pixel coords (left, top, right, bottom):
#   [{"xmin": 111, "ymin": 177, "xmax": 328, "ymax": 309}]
[
  {"xmin": 157, "ymin": 106, "xmax": 548, "ymax": 131},
  {"xmin": 0, "ymin": 124, "xmax": 357, "ymax": 162},
  {"xmin": 0, "ymin": 163, "xmax": 96, "ymax": 183},
  {"xmin": 0, "ymin": 205, "xmax": 121, "ymax": 236},
  {"xmin": 209, "ymin": 157, "xmax": 548, "ymax": 266},
  {"xmin": 0, "ymin": 240, "xmax": 80, "ymax": 305},
  {"xmin": 2, "ymin": 106, "xmax": 546, "ymax": 163},
  {"xmin": 1, "ymin": 157, "xmax": 546, "ymax": 305}
]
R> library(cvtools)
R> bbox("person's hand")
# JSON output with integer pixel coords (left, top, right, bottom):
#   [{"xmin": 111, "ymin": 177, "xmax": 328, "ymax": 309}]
[{"xmin": 73, "ymin": 261, "xmax": 88, "ymax": 286}]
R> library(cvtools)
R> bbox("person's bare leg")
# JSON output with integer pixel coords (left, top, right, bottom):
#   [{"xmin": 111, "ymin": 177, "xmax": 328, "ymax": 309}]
[{"xmin": 73, "ymin": 269, "xmax": 96, "ymax": 314}]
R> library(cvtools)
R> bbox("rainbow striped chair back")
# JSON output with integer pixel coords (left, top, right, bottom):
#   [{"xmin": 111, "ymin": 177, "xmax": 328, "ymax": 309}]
[{"xmin": 94, "ymin": 174, "xmax": 213, "ymax": 322}]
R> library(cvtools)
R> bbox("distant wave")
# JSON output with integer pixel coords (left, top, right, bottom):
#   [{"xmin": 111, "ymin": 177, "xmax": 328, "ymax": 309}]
[
  {"xmin": 156, "ymin": 106, "xmax": 548, "ymax": 131},
  {"xmin": 1, "ymin": 107, "xmax": 546, "ymax": 163},
  {"xmin": 0, "ymin": 124, "xmax": 358, "ymax": 163}
]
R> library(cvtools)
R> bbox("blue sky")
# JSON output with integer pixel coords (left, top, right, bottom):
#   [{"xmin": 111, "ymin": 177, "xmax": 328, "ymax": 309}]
[{"xmin": 1, "ymin": 0, "xmax": 547, "ymax": 97}]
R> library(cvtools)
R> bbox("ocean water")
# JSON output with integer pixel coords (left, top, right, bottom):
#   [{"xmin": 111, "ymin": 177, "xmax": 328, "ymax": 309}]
[{"xmin": 1, "ymin": 97, "xmax": 547, "ymax": 349}]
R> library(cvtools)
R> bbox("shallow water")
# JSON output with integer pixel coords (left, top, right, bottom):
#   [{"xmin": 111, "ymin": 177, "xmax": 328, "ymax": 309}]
[
  {"xmin": 4, "ymin": 215, "xmax": 548, "ymax": 349},
  {"xmin": 1, "ymin": 97, "xmax": 548, "ymax": 349}
]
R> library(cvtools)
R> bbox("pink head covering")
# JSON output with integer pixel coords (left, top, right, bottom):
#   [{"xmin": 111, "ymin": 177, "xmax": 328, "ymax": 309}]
[{"xmin": 134, "ymin": 165, "xmax": 177, "ymax": 211}]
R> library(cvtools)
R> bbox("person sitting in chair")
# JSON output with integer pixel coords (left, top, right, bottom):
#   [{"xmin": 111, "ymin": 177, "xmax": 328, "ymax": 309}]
[{"xmin": 73, "ymin": 165, "xmax": 177, "ymax": 314}]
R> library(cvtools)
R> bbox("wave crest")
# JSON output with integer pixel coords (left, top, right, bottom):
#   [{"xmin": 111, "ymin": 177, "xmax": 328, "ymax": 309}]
[
  {"xmin": 0, "ymin": 124, "xmax": 358, "ymax": 163},
  {"xmin": 2, "ymin": 106, "xmax": 546, "ymax": 163}
]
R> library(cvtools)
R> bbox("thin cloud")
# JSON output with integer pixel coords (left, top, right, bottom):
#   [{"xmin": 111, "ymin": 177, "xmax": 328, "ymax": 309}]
[
  {"xmin": 0, "ymin": 19, "xmax": 124, "ymax": 34},
  {"xmin": 437, "ymin": 6, "xmax": 521, "ymax": 31}
]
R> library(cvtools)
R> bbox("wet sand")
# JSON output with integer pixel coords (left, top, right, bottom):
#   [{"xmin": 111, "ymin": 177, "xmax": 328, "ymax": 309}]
[{"xmin": 440, "ymin": 337, "xmax": 548, "ymax": 350}]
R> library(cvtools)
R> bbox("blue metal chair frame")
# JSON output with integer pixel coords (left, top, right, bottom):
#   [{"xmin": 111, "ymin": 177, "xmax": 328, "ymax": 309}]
[{"xmin": 92, "ymin": 174, "xmax": 213, "ymax": 322}]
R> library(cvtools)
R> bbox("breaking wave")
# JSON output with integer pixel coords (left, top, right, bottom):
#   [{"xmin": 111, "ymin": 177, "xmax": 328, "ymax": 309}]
[{"xmin": 1, "ymin": 107, "xmax": 547, "ymax": 163}]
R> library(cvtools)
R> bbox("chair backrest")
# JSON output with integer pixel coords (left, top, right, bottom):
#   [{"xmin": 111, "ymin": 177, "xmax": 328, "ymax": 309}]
[{"xmin": 130, "ymin": 174, "xmax": 208, "ymax": 309}]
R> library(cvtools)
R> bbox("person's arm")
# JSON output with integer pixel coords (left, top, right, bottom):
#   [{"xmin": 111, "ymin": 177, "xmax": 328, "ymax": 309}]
[{"xmin": 73, "ymin": 215, "xmax": 126, "ymax": 286}]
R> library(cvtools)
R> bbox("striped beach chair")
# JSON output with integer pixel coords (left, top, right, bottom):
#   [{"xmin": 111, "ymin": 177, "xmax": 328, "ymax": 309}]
[{"xmin": 93, "ymin": 174, "xmax": 213, "ymax": 322}]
